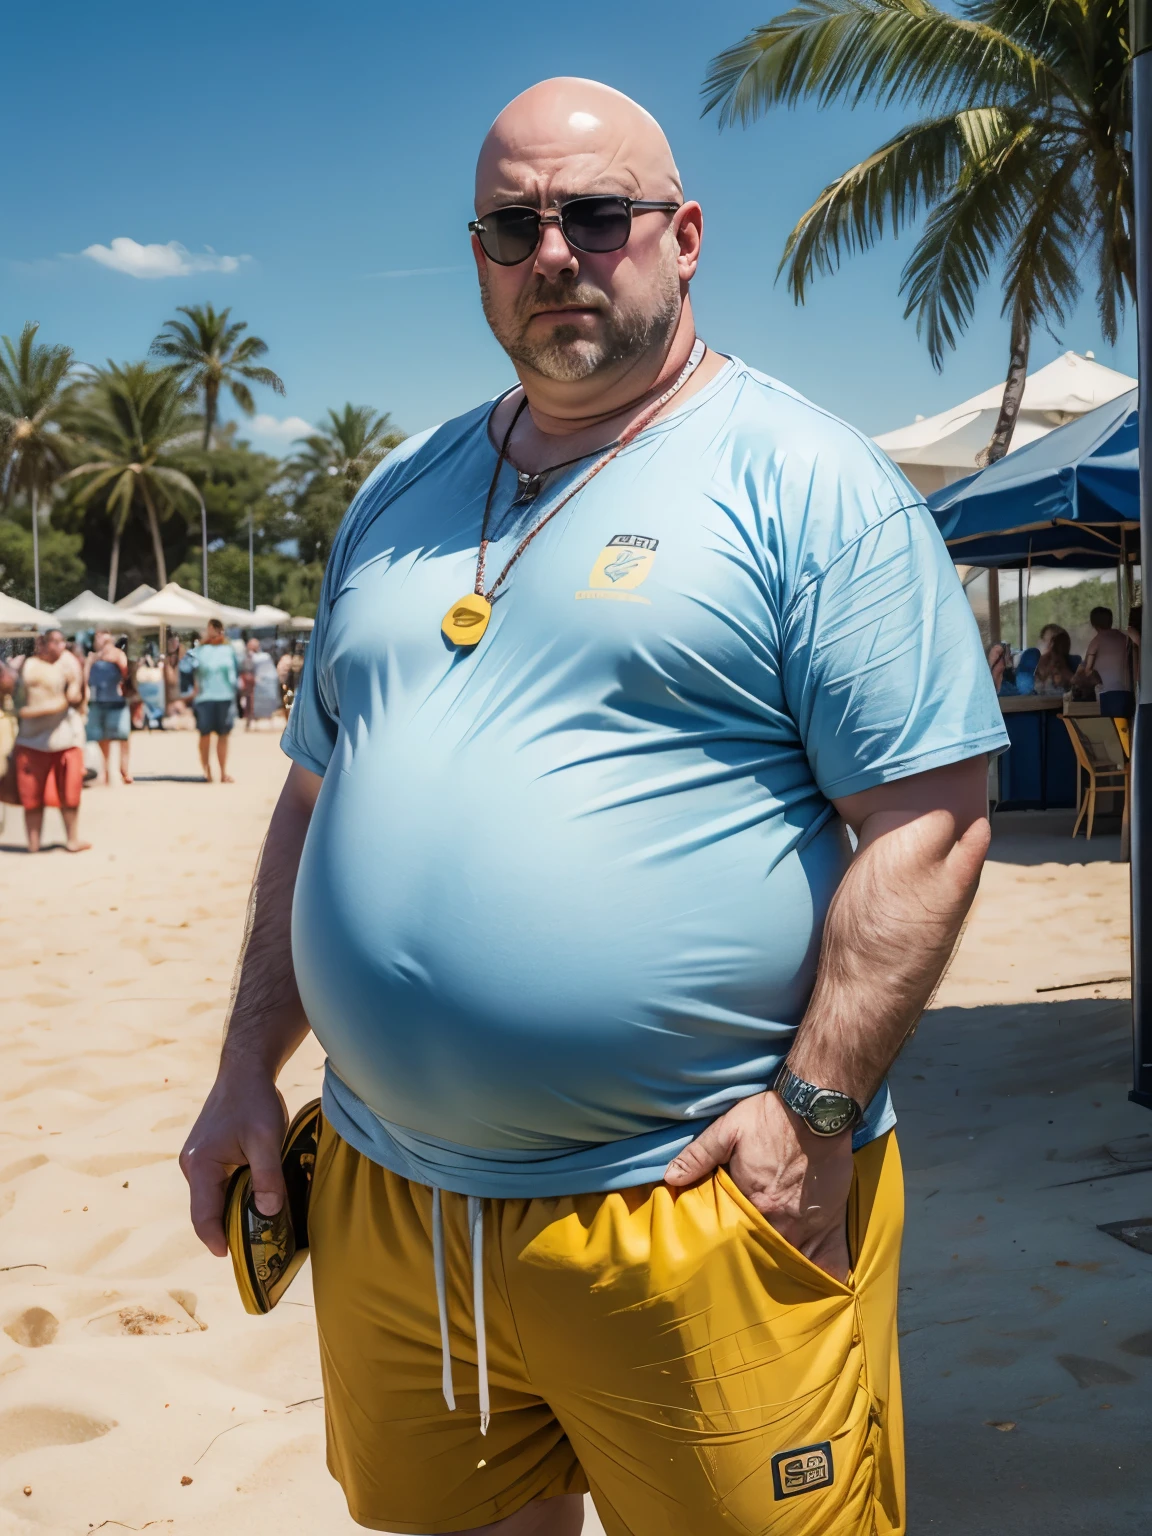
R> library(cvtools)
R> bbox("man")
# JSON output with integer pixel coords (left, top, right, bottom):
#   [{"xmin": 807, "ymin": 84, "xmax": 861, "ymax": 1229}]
[
  {"xmin": 1081, "ymin": 605, "xmax": 1133, "ymax": 716},
  {"xmin": 85, "ymin": 628, "xmax": 132, "ymax": 784},
  {"xmin": 13, "ymin": 628, "xmax": 90, "ymax": 852},
  {"xmin": 182, "ymin": 79, "xmax": 1006, "ymax": 1535},
  {"xmin": 189, "ymin": 618, "xmax": 239, "ymax": 781}
]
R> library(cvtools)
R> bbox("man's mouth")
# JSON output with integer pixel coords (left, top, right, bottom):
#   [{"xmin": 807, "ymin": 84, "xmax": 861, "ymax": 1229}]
[{"xmin": 528, "ymin": 305, "xmax": 601, "ymax": 322}]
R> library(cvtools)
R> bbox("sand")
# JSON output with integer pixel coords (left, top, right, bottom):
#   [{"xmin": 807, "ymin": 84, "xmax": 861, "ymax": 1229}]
[{"xmin": 0, "ymin": 729, "xmax": 1132, "ymax": 1533}]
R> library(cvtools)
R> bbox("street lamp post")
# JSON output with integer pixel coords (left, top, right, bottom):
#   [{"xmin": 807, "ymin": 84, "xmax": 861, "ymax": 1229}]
[
  {"xmin": 1130, "ymin": 0, "xmax": 1152, "ymax": 1109},
  {"xmin": 249, "ymin": 508, "xmax": 255, "ymax": 613},
  {"xmin": 198, "ymin": 491, "xmax": 209, "ymax": 601}
]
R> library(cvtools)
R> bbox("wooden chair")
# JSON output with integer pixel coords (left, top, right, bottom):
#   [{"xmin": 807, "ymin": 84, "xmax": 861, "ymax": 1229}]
[{"xmin": 1061, "ymin": 716, "xmax": 1130, "ymax": 841}]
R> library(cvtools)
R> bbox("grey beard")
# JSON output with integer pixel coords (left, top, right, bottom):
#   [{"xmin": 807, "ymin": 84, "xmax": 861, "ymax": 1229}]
[{"xmin": 481, "ymin": 273, "xmax": 681, "ymax": 382}]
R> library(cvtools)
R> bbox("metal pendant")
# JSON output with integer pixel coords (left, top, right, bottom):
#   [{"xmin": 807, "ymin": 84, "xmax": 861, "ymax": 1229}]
[
  {"xmin": 512, "ymin": 470, "xmax": 544, "ymax": 504},
  {"xmin": 442, "ymin": 592, "xmax": 492, "ymax": 647}
]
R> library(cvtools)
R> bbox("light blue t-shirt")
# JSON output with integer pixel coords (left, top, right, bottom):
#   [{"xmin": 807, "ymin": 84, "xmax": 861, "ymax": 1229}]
[
  {"xmin": 283, "ymin": 358, "xmax": 1007, "ymax": 1198},
  {"xmin": 190, "ymin": 642, "xmax": 239, "ymax": 702}
]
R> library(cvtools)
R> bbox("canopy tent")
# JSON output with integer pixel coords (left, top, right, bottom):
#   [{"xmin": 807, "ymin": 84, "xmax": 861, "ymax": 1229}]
[
  {"xmin": 127, "ymin": 582, "xmax": 255, "ymax": 629},
  {"xmin": 928, "ymin": 389, "xmax": 1139, "ymax": 570},
  {"xmin": 249, "ymin": 603, "xmax": 292, "ymax": 628},
  {"xmin": 288, "ymin": 614, "xmax": 315, "ymax": 632},
  {"xmin": 0, "ymin": 591, "xmax": 55, "ymax": 636},
  {"xmin": 876, "ymin": 351, "xmax": 1137, "ymax": 497},
  {"xmin": 114, "ymin": 584, "xmax": 157, "ymax": 610},
  {"xmin": 51, "ymin": 589, "xmax": 147, "ymax": 633}
]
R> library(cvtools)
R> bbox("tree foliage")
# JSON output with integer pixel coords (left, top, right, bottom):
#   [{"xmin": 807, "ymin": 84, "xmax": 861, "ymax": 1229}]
[
  {"xmin": 704, "ymin": 0, "xmax": 1134, "ymax": 458},
  {"xmin": 151, "ymin": 303, "xmax": 284, "ymax": 450},
  {"xmin": 286, "ymin": 404, "xmax": 405, "ymax": 563}
]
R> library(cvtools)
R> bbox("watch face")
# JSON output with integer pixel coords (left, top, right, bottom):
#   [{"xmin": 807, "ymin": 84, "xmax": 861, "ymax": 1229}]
[{"xmin": 807, "ymin": 1090, "xmax": 856, "ymax": 1136}]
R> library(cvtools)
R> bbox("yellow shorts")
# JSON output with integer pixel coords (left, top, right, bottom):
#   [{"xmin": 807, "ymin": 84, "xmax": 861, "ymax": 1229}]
[{"xmin": 309, "ymin": 1120, "xmax": 905, "ymax": 1535}]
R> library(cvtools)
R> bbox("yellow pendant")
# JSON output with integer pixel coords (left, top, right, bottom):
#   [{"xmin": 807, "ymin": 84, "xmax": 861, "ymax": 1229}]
[{"xmin": 442, "ymin": 592, "xmax": 492, "ymax": 647}]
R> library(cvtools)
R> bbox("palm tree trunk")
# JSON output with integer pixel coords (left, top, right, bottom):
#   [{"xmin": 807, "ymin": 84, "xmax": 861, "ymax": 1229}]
[
  {"xmin": 139, "ymin": 479, "xmax": 168, "ymax": 588},
  {"xmin": 203, "ymin": 380, "xmax": 218, "ymax": 451},
  {"xmin": 108, "ymin": 528, "xmax": 121, "ymax": 603},
  {"xmin": 30, "ymin": 483, "xmax": 41, "ymax": 610},
  {"xmin": 977, "ymin": 302, "xmax": 1031, "ymax": 467}
]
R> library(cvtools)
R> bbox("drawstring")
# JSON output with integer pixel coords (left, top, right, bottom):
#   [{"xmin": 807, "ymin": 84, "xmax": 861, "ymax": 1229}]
[
  {"xmin": 468, "ymin": 1196, "xmax": 491, "ymax": 1436},
  {"xmin": 430, "ymin": 1187, "xmax": 489, "ymax": 1436},
  {"xmin": 430, "ymin": 1189, "xmax": 456, "ymax": 1412}
]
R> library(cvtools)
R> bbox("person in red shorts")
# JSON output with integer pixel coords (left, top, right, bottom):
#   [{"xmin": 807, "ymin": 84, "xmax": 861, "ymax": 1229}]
[{"xmin": 14, "ymin": 628, "xmax": 91, "ymax": 853}]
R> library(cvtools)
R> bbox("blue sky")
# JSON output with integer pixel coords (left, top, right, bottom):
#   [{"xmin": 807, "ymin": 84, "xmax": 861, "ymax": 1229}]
[{"xmin": 4, "ymin": 0, "xmax": 1136, "ymax": 456}]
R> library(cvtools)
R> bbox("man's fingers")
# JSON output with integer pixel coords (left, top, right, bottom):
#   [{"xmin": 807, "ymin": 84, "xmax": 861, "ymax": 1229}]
[
  {"xmin": 664, "ymin": 1118, "xmax": 738, "ymax": 1186},
  {"xmin": 182, "ymin": 1150, "xmax": 231, "ymax": 1258}
]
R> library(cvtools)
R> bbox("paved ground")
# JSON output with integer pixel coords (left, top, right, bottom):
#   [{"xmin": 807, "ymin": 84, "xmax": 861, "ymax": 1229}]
[{"xmin": 894, "ymin": 808, "xmax": 1150, "ymax": 1534}]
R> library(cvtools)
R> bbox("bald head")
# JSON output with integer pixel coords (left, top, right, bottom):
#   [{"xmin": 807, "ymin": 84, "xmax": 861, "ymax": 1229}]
[{"xmin": 475, "ymin": 78, "xmax": 682, "ymax": 213}]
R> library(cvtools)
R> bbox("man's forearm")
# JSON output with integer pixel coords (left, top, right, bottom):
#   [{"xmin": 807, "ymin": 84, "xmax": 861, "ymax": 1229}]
[
  {"xmin": 220, "ymin": 764, "xmax": 321, "ymax": 1077},
  {"xmin": 787, "ymin": 787, "xmax": 990, "ymax": 1107}
]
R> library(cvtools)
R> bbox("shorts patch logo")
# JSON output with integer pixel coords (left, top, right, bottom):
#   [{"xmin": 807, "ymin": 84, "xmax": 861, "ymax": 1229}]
[
  {"xmin": 576, "ymin": 534, "xmax": 658, "ymax": 605},
  {"xmin": 771, "ymin": 1442, "xmax": 834, "ymax": 1500}
]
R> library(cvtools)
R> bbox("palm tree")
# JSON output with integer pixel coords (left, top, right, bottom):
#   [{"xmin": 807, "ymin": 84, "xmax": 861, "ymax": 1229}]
[
  {"xmin": 289, "ymin": 404, "xmax": 405, "ymax": 496},
  {"xmin": 703, "ymin": 0, "xmax": 1134, "ymax": 462},
  {"xmin": 150, "ymin": 303, "xmax": 284, "ymax": 450},
  {"xmin": 0, "ymin": 323, "xmax": 76, "ymax": 608},
  {"xmin": 65, "ymin": 363, "xmax": 201, "ymax": 597},
  {"xmin": 286, "ymin": 405, "xmax": 405, "ymax": 565}
]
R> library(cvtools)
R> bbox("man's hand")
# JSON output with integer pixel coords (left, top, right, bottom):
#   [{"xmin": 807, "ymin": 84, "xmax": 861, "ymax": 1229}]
[
  {"xmin": 179, "ymin": 1065, "xmax": 289, "ymax": 1258},
  {"xmin": 665, "ymin": 1090, "xmax": 854, "ymax": 1281}
]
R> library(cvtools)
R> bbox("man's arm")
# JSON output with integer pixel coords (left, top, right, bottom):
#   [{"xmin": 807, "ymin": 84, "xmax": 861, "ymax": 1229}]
[
  {"xmin": 665, "ymin": 754, "xmax": 990, "ymax": 1280},
  {"xmin": 179, "ymin": 761, "xmax": 322, "ymax": 1256}
]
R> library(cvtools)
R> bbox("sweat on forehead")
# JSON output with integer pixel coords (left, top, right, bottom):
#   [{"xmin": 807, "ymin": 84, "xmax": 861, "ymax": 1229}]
[{"xmin": 475, "ymin": 77, "xmax": 683, "ymax": 212}]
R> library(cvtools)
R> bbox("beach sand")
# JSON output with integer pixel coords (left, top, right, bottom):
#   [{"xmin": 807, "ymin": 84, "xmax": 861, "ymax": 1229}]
[{"xmin": 0, "ymin": 730, "xmax": 1133, "ymax": 1533}]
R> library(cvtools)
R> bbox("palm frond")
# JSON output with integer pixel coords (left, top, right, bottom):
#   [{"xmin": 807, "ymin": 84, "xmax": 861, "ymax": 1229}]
[
  {"xmin": 780, "ymin": 107, "xmax": 1029, "ymax": 302},
  {"xmin": 701, "ymin": 0, "xmax": 1066, "ymax": 124}
]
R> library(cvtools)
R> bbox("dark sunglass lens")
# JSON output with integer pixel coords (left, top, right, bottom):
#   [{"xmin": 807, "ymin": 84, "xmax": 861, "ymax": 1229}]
[
  {"xmin": 478, "ymin": 208, "xmax": 540, "ymax": 265},
  {"xmin": 563, "ymin": 197, "xmax": 631, "ymax": 252}
]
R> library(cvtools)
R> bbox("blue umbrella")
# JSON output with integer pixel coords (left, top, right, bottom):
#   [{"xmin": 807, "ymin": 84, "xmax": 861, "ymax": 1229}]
[{"xmin": 927, "ymin": 388, "xmax": 1139, "ymax": 569}]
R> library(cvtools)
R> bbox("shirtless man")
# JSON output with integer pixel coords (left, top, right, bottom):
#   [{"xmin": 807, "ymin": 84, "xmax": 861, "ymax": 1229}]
[
  {"xmin": 14, "ymin": 628, "xmax": 90, "ymax": 852},
  {"xmin": 182, "ymin": 79, "xmax": 1005, "ymax": 1534}
]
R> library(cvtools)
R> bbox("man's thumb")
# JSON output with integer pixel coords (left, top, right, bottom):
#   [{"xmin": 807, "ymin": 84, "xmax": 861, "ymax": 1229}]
[
  {"xmin": 248, "ymin": 1141, "xmax": 287, "ymax": 1217},
  {"xmin": 664, "ymin": 1119, "xmax": 736, "ymax": 1187}
]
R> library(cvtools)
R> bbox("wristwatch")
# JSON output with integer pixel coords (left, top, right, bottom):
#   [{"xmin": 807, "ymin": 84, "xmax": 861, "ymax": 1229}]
[{"xmin": 774, "ymin": 1063, "xmax": 862, "ymax": 1137}]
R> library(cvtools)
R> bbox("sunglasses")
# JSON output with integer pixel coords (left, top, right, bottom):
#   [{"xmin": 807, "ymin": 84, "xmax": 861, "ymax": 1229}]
[{"xmin": 469, "ymin": 195, "xmax": 681, "ymax": 266}]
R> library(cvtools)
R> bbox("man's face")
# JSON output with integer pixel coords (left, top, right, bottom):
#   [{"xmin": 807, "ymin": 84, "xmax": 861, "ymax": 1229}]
[
  {"xmin": 474, "ymin": 115, "xmax": 685, "ymax": 384},
  {"xmin": 39, "ymin": 631, "xmax": 66, "ymax": 663}
]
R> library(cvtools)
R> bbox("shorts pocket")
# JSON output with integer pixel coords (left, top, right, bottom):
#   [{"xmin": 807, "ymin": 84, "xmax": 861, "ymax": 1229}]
[{"xmin": 714, "ymin": 1165, "xmax": 854, "ymax": 1299}]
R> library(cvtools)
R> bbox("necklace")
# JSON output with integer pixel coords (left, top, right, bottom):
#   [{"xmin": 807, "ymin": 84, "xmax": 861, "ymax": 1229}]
[{"xmin": 441, "ymin": 338, "xmax": 707, "ymax": 647}]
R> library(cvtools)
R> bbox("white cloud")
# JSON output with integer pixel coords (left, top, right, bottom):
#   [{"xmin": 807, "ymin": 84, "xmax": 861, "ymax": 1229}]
[
  {"xmin": 79, "ymin": 238, "xmax": 248, "ymax": 279},
  {"xmin": 248, "ymin": 413, "xmax": 313, "ymax": 442}
]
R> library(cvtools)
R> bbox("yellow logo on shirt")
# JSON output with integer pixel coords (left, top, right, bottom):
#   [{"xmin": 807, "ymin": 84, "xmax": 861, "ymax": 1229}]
[{"xmin": 576, "ymin": 534, "xmax": 658, "ymax": 605}]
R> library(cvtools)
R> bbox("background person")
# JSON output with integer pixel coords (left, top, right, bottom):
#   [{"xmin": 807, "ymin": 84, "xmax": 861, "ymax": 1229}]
[
  {"xmin": 189, "ymin": 618, "xmax": 239, "ymax": 782},
  {"xmin": 1032, "ymin": 627, "xmax": 1074, "ymax": 695},
  {"xmin": 85, "ymin": 628, "xmax": 133, "ymax": 784},
  {"xmin": 241, "ymin": 638, "xmax": 282, "ymax": 729},
  {"xmin": 1081, "ymin": 605, "xmax": 1133, "ymax": 717},
  {"xmin": 13, "ymin": 628, "xmax": 90, "ymax": 852}
]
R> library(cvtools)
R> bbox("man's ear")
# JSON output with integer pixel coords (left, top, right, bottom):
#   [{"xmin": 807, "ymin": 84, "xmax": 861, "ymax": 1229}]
[{"xmin": 470, "ymin": 231, "xmax": 488, "ymax": 282}]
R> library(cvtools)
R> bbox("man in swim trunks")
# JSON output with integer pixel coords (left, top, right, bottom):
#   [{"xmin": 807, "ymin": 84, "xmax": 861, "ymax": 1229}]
[{"xmin": 182, "ymin": 78, "xmax": 1006, "ymax": 1535}]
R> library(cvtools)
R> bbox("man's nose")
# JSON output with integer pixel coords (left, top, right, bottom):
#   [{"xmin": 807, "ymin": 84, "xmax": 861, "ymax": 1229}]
[{"xmin": 533, "ymin": 220, "xmax": 579, "ymax": 281}]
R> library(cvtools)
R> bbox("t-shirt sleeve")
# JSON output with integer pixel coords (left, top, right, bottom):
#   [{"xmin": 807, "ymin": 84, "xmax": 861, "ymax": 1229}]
[{"xmin": 781, "ymin": 500, "xmax": 1008, "ymax": 800}]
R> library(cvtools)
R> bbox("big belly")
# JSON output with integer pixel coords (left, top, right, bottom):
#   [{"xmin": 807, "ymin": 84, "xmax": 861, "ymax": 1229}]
[{"xmin": 291, "ymin": 749, "xmax": 844, "ymax": 1150}]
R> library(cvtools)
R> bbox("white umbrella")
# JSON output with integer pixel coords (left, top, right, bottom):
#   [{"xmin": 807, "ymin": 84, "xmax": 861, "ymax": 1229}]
[
  {"xmin": 130, "ymin": 582, "xmax": 254, "ymax": 629},
  {"xmin": 249, "ymin": 603, "xmax": 291, "ymax": 628},
  {"xmin": 0, "ymin": 591, "xmax": 56, "ymax": 636},
  {"xmin": 874, "ymin": 350, "xmax": 1138, "ymax": 497},
  {"xmin": 115, "ymin": 583, "xmax": 157, "ymax": 610},
  {"xmin": 126, "ymin": 585, "xmax": 217, "ymax": 629},
  {"xmin": 51, "ymin": 589, "xmax": 147, "ymax": 633},
  {"xmin": 288, "ymin": 614, "xmax": 315, "ymax": 632}
]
